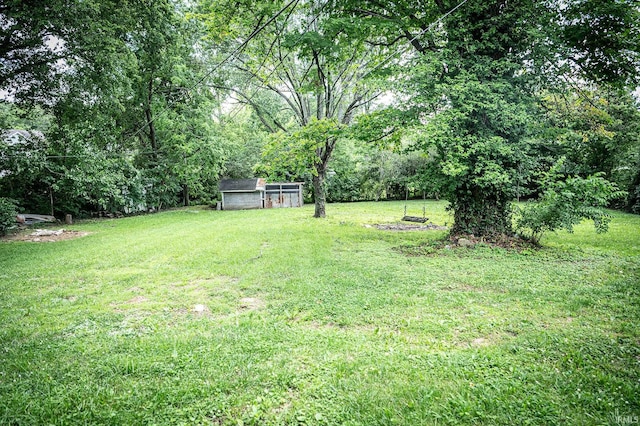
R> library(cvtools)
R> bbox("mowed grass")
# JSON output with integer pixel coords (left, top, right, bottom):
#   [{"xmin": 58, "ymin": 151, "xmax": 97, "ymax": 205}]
[{"xmin": 0, "ymin": 200, "xmax": 638, "ymax": 425}]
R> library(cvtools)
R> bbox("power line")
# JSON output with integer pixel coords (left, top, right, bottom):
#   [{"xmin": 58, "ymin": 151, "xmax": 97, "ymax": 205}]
[
  {"xmin": 4, "ymin": 0, "xmax": 470, "ymax": 160},
  {"xmin": 223, "ymin": 1, "xmax": 330, "ymax": 121},
  {"xmin": 224, "ymin": 0, "xmax": 470, "ymax": 122},
  {"xmin": 2, "ymin": 0, "xmax": 301, "ymax": 161},
  {"xmin": 125, "ymin": 0, "xmax": 300, "ymax": 143},
  {"xmin": 359, "ymin": 0, "xmax": 470, "ymax": 81}
]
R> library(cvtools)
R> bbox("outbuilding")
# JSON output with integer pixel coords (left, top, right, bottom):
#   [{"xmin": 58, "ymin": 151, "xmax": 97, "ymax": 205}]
[
  {"xmin": 264, "ymin": 182, "xmax": 304, "ymax": 208},
  {"xmin": 218, "ymin": 179, "xmax": 304, "ymax": 210},
  {"xmin": 219, "ymin": 178, "xmax": 266, "ymax": 210}
]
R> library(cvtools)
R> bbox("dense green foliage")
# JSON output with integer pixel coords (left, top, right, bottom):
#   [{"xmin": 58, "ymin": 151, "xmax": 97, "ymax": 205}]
[
  {"xmin": 1, "ymin": 0, "xmax": 639, "ymax": 226},
  {"xmin": 196, "ymin": 0, "xmax": 393, "ymax": 217},
  {"xmin": 516, "ymin": 168, "xmax": 627, "ymax": 244},
  {"xmin": 338, "ymin": 0, "xmax": 640, "ymax": 235},
  {"xmin": 1, "ymin": 0, "xmax": 224, "ymax": 216},
  {"xmin": 424, "ymin": 1, "xmax": 542, "ymax": 236},
  {"xmin": 0, "ymin": 197, "xmax": 17, "ymax": 236},
  {"xmin": 540, "ymin": 90, "xmax": 640, "ymax": 213},
  {"xmin": 0, "ymin": 202, "xmax": 638, "ymax": 424}
]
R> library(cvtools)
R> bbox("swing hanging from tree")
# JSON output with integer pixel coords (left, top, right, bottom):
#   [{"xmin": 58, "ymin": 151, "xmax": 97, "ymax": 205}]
[{"xmin": 402, "ymin": 186, "xmax": 428, "ymax": 223}]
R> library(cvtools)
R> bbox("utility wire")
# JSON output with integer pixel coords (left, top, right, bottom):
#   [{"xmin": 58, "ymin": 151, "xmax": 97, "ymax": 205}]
[
  {"xmin": 358, "ymin": 0, "xmax": 470, "ymax": 80},
  {"xmin": 225, "ymin": 0, "xmax": 470, "ymax": 123},
  {"xmin": 3, "ymin": 0, "xmax": 469, "ymax": 159},
  {"xmin": 222, "ymin": 0, "xmax": 329, "ymax": 121},
  {"xmin": 2, "ymin": 0, "xmax": 301, "ymax": 160},
  {"xmin": 125, "ymin": 0, "xmax": 300, "ymax": 143}
]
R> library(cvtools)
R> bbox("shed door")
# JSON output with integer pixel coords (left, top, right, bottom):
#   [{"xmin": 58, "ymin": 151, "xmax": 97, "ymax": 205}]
[{"xmin": 265, "ymin": 184, "xmax": 300, "ymax": 208}]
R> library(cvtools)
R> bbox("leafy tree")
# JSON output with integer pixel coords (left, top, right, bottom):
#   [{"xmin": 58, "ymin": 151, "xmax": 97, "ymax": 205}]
[
  {"xmin": 218, "ymin": 116, "xmax": 270, "ymax": 181},
  {"xmin": 553, "ymin": 0, "xmax": 640, "ymax": 88},
  {"xmin": 515, "ymin": 161, "xmax": 627, "ymax": 244},
  {"xmin": 322, "ymin": 138, "xmax": 434, "ymax": 203},
  {"xmin": 1, "ymin": 0, "xmax": 144, "ymax": 105},
  {"xmin": 540, "ymin": 88, "xmax": 640, "ymax": 213},
  {"xmin": 1, "ymin": 0, "xmax": 77, "ymax": 102},
  {"xmin": 2, "ymin": 0, "xmax": 224, "ymax": 215},
  {"xmin": 0, "ymin": 102, "xmax": 52, "ymax": 131},
  {"xmin": 0, "ymin": 129, "xmax": 53, "ymax": 214},
  {"xmin": 414, "ymin": 1, "xmax": 544, "ymax": 236},
  {"xmin": 0, "ymin": 197, "xmax": 18, "ymax": 236},
  {"xmin": 343, "ymin": 0, "xmax": 639, "ymax": 236},
  {"xmin": 198, "ymin": 0, "xmax": 390, "ymax": 217}
]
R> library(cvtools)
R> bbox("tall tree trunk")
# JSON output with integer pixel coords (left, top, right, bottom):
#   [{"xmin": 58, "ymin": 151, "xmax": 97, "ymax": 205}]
[
  {"xmin": 145, "ymin": 107, "xmax": 158, "ymax": 159},
  {"xmin": 145, "ymin": 78, "xmax": 158, "ymax": 160},
  {"xmin": 49, "ymin": 185, "xmax": 54, "ymax": 217},
  {"xmin": 182, "ymin": 184, "xmax": 190, "ymax": 207},
  {"xmin": 312, "ymin": 167, "xmax": 327, "ymax": 218}
]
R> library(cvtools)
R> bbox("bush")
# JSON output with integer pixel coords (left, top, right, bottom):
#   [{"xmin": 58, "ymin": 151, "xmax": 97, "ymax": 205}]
[
  {"xmin": 515, "ymin": 170, "xmax": 626, "ymax": 245},
  {"xmin": 0, "ymin": 197, "xmax": 18, "ymax": 236}
]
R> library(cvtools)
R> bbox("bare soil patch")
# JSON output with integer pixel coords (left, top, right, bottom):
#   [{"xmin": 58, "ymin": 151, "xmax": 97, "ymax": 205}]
[
  {"xmin": 125, "ymin": 296, "xmax": 149, "ymax": 304},
  {"xmin": 2, "ymin": 228, "xmax": 90, "ymax": 242},
  {"xmin": 375, "ymin": 223, "xmax": 448, "ymax": 231},
  {"xmin": 396, "ymin": 233, "xmax": 538, "ymax": 256},
  {"xmin": 238, "ymin": 297, "xmax": 265, "ymax": 310},
  {"xmin": 470, "ymin": 337, "xmax": 493, "ymax": 347},
  {"xmin": 450, "ymin": 234, "xmax": 536, "ymax": 250}
]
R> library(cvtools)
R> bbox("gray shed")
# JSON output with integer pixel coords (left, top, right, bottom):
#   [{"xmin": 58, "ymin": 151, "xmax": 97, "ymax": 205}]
[
  {"xmin": 219, "ymin": 178, "xmax": 266, "ymax": 210},
  {"xmin": 219, "ymin": 179, "xmax": 304, "ymax": 210}
]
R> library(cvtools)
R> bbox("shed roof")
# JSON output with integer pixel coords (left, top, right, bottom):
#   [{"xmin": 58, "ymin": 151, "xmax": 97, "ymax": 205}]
[{"xmin": 219, "ymin": 178, "xmax": 266, "ymax": 192}]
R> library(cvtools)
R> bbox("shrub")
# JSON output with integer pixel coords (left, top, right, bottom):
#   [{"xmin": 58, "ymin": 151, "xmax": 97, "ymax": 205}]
[
  {"xmin": 0, "ymin": 197, "xmax": 18, "ymax": 236},
  {"xmin": 515, "ymin": 170, "xmax": 626, "ymax": 245}
]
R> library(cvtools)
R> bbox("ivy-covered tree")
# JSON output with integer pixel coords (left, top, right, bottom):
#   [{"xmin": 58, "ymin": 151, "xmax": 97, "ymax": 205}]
[
  {"xmin": 388, "ymin": 0, "xmax": 546, "ymax": 235},
  {"xmin": 342, "ymin": 0, "xmax": 639, "ymax": 236}
]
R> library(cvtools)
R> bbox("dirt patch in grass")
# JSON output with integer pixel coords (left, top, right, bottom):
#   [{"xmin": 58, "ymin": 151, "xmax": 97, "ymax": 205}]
[
  {"xmin": 111, "ymin": 295, "xmax": 150, "ymax": 312},
  {"xmin": 450, "ymin": 234, "xmax": 537, "ymax": 250},
  {"xmin": 125, "ymin": 296, "xmax": 148, "ymax": 304},
  {"xmin": 454, "ymin": 333, "xmax": 507, "ymax": 349},
  {"xmin": 302, "ymin": 320, "xmax": 377, "ymax": 333},
  {"xmin": 470, "ymin": 337, "xmax": 493, "ymax": 347},
  {"xmin": 375, "ymin": 223, "xmax": 448, "ymax": 231},
  {"xmin": 239, "ymin": 297, "xmax": 265, "ymax": 310},
  {"xmin": 167, "ymin": 276, "xmax": 240, "ymax": 300},
  {"xmin": 395, "ymin": 233, "xmax": 538, "ymax": 257},
  {"xmin": 2, "ymin": 228, "xmax": 90, "ymax": 242}
]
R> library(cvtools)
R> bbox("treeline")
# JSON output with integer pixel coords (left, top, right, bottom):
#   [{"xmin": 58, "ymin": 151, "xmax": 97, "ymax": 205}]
[
  {"xmin": 322, "ymin": 89, "xmax": 640, "ymax": 211},
  {"xmin": 0, "ymin": 1, "xmax": 223, "ymax": 216},
  {"xmin": 1, "ymin": 0, "xmax": 639, "ymax": 233}
]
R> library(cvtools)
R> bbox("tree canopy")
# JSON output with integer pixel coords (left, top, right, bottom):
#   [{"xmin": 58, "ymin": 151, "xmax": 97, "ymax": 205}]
[{"xmin": 1, "ymin": 0, "xmax": 639, "ymax": 234}]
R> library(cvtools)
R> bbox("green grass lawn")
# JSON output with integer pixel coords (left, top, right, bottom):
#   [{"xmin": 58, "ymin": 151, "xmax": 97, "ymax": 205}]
[{"xmin": 1, "ymin": 200, "xmax": 639, "ymax": 425}]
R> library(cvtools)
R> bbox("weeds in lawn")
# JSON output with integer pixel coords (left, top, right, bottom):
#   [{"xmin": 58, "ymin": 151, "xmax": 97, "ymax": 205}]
[{"xmin": 0, "ymin": 201, "xmax": 638, "ymax": 425}]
